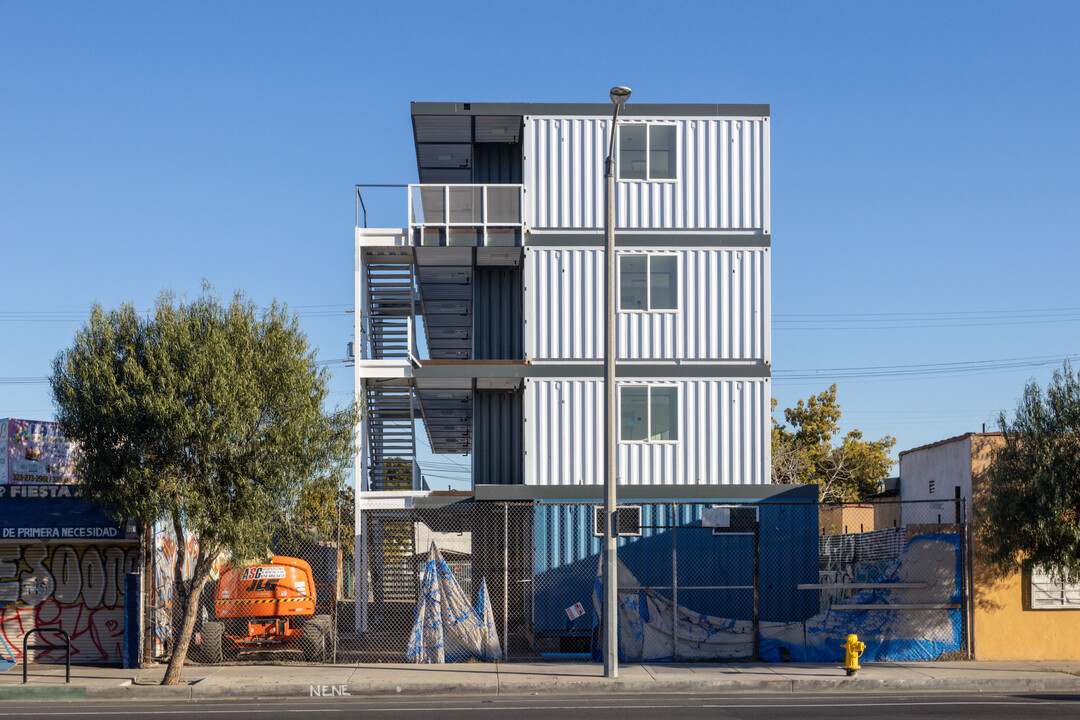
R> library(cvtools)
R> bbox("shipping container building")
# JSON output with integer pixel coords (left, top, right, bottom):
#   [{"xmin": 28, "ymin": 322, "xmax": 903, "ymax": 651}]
[{"xmin": 353, "ymin": 101, "xmax": 809, "ymax": 641}]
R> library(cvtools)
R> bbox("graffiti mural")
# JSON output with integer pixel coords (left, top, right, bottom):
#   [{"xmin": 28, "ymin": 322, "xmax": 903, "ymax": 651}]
[
  {"xmin": 818, "ymin": 527, "xmax": 906, "ymax": 612},
  {"xmin": 150, "ymin": 522, "xmax": 225, "ymax": 657},
  {"xmin": 0, "ymin": 543, "xmax": 139, "ymax": 664}
]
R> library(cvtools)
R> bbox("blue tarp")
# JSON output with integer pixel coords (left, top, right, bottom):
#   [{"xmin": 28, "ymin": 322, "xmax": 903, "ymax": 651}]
[
  {"xmin": 406, "ymin": 543, "xmax": 502, "ymax": 663},
  {"xmin": 761, "ymin": 533, "xmax": 963, "ymax": 663},
  {"xmin": 591, "ymin": 533, "xmax": 963, "ymax": 663}
]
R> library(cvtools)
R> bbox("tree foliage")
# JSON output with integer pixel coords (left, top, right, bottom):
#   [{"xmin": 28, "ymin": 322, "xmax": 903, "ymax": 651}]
[
  {"xmin": 772, "ymin": 384, "xmax": 896, "ymax": 503},
  {"xmin": 50, "ymin": 288, "xmax": 358, "ymax": 684},
  {"xmin": 979, "ymin": 360, "xmax": 1080, "ymax": 582}
]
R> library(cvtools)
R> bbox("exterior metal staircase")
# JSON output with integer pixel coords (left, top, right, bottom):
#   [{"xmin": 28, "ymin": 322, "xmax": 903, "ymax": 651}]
[
  {"xmin": 364, "ymin": 263, "xmax": 416, "ymax": 361},
  {"xmin": 364, "ymin": 385, "xmax": 415, "ymax": 492}
]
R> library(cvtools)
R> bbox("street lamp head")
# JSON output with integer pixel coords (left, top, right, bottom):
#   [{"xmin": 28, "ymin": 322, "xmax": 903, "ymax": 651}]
[{"xmin": 610, "ymin": 86, "xmax": 632, "ymax": 105}]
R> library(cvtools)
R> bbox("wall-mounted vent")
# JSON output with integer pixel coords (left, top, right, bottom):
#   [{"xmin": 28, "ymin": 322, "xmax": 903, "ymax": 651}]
[{"xmin": 593, "ymin": 506, "xmax": 642, "ymax": 537}]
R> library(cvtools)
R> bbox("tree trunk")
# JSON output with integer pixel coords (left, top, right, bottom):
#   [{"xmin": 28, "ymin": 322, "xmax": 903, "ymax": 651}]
[
  {"xmin": 161, "ymin": 546, "xmax": 219, "ymax": 686},
  {"xmin": 171, "ymin": 512, "xmax": 189, "ymax": 655}
]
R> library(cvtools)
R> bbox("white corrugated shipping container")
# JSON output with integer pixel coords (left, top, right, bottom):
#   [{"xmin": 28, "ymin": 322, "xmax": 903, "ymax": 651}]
[
  {"xmin": 523, "ymin": 116, "xmax": 769, "ymax": 231},
  {"xmin": 523, "ymin": 378, "xmax": 769, "ymax": 486},
  {"xmin": 523, "ymin": 247, "xmax": 769, "ymax": 362}
]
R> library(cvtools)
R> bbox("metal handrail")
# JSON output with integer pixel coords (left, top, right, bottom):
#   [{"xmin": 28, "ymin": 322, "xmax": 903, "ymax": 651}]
[
  {"xmin": 22, "ymin": 628, "xmax": 70, "ymax": 684},
  {"xmin": 355, "ymin": 183, "xmax": 525, "ymax": 237},
  {"xmin": 355, "ymin": 184, "xmax": 409, "ymax": 229}
]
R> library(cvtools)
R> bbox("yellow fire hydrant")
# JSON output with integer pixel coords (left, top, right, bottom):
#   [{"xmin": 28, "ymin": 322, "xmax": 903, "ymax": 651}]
[{"xmin": 842, "ymin": 633, "xmax": 865, "ymax": 676}]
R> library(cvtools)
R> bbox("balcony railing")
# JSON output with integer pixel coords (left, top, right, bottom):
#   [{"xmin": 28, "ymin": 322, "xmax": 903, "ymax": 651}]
[
  {"xmin": 410, "ymin": 184, "xmax": 524, "ymax": 246},
  {"xmin": 354, "ymin": 184, "xmax": 524, "ymax": 247}
]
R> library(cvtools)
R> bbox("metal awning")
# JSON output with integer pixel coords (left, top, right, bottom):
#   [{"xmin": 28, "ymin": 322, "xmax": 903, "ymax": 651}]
[{"xmin": 412, "ymin": 114, "xmax": 522, "ymax": 184}]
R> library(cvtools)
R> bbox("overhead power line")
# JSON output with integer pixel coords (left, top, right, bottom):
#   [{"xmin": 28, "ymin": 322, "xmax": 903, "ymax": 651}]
[
  {"xmin": 775, "ymin": 307, "xmax": 1080, "ymax": 331},
  {"xmin": 0, "ymin": 304, "xmax": 353, "ymax": 323},
  {"xmin": 774, "ymin": 353, "xmax": 1080, "ymax": 381}
]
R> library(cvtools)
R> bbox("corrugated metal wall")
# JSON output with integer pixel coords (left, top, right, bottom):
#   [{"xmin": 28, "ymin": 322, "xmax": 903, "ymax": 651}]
[
  {"xmin": 523, "ymin": 247, "xmax": 768, "ymax": 361},
  {"xmin": 1, "ymin": 542, "xmax": 140, "ymax": 664},
  {"xmin": 473, "ymin": 390, "xmax": 523, "ymax": 485},
  {"xmin": 473, "ymin": 266, "xmax": 523, "ymax": 360},
  {"xmin": 473, "ymin": 143, "xmax": 522, "ymax": 184},
  {"xmin": 530, "ymin": 502, "xmax": 818, "ymax": 635},
  {"xmin": 523, "ymin": 116, "xmax": 768, "ymax": 231},
  {"xmin": 523, "ymin": 378, "xmax": 769, "ymax": 486}
]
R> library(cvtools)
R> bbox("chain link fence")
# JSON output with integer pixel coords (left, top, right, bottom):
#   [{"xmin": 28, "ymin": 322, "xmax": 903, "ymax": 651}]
[{"xmin": 149, "ymin": 497, "xmax": 970, "ymax": 664}]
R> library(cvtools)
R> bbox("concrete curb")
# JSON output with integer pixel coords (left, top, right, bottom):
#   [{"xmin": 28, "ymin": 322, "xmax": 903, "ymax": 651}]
[
  {"xmin": 0, "ymin": 685, "xmax": 88, "ymax": 700},
  {"xmin": 29, "ymin": 674, "xmax": 1077, "ymax": 701}
]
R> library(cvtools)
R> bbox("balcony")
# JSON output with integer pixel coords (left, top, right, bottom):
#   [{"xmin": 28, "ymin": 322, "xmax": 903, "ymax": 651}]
[{"xmin": 356, "ymin": 184, "xmax": 524, "ymax": 247}]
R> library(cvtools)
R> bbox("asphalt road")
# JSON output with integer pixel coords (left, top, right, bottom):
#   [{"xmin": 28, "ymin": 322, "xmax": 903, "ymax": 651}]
[{"xmin": 2, "ymin": 692, "xmax": 1080, "ymax": 720}]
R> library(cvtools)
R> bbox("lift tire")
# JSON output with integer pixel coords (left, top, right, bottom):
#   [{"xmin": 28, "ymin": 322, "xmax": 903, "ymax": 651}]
[
  {"xmin": 302, "ymin": 615, "xmax": 331, "ymax": 663},
  {"xmin": 197, "ymin": 621, "xmax": 225, "ymax": 664}
]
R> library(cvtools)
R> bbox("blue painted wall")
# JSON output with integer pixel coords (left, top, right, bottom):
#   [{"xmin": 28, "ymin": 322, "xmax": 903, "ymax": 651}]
[{"xmin": 531, "ymin": 500, "xmax": 819, "ymax": 635}]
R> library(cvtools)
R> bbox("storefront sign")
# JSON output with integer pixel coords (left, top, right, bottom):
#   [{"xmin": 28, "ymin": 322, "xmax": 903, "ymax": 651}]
[
  {"xmin": 1, "ymin": 419, "xmax": 79, "ymax": 484},
  {"xmin": 0, "ymin": 484, "xmax": 126, "ymax": 540}
]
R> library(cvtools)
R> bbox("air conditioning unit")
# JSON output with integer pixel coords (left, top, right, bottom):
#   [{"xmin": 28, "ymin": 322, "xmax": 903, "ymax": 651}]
[
  {"xmin": 703, "ymin": 505, "xmax": 759, "ymax": 536},
  {"xmin": 592, "ymin": 505, "xmax": 642, "ymax": 537}
]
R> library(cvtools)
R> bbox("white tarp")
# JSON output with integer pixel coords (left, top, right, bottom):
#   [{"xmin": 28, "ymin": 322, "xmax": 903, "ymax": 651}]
[{"xmin": 405, "ymin": 542, "xmax": 502, "ymax": 663}]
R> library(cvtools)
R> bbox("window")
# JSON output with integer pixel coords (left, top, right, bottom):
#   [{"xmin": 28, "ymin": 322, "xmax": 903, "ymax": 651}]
[
  {"xmin": 929, "ymin": 480, "xmax": 936, "ymax": 495},
  {"xmin": 1031, "ymin": 565, "xmax": 1080, "ymax": 609},
  {"xmin": 619, "ymin": 255, "xmax": 677, "ymax": 311},
  {"xmin": 618, "ymin": 124, "xmax": 677, "ymax": 181},
  {"xmin": 620, "ymin": 385, "xmax": 678, "ymax": 442}
]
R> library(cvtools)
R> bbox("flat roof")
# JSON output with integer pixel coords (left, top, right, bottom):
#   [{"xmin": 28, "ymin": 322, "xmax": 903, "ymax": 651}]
[
  {"xmin": 411, "ymin": 101, "xmax": 770, "ymax": 118},
  {"xmin": 475, "ymin": 483, "xmax": 816, "ymax": 502},
  {"xmin": 898, "ymin": 431, "xmax": 1003, "ymax": 458}
]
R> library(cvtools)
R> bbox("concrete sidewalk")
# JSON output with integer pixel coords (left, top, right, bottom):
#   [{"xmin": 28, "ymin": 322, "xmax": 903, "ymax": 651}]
[{"xmin": 3, "ymin": 660, "xmax": 1080, "ymax": 701}]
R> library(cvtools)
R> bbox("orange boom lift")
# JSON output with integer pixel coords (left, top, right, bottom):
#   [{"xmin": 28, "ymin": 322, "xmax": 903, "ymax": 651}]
[{"xmin": 191, "ymin": 556, "xmax": 334, "ymax": 662}]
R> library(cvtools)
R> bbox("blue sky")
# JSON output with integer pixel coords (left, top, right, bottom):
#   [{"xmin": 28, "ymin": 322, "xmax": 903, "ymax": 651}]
[{"xmin": 2, "ymin": 1, "xmax": 1079, "ymax": 488}]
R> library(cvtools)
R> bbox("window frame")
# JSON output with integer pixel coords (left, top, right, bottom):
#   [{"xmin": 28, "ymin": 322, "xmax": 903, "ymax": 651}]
[
  {"xmin": 616, "ymin": 122, "xmax": 679, "ymax": 183},
  {"xmin": 618, "ymin": 253, "xmax": 679, "ymax": 313},
  {"xmin": 1030, "ymin": 564, "xmax": 1080, "ymax": 610},
  {"xmin": 618, "ymin": 384, "xmax": 679, "ymax": 444}
]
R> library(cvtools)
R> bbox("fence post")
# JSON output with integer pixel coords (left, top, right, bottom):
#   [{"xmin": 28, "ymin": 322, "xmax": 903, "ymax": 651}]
[
  {"xmin": 503, "ymin": 502, "xmax": 509, "ymax": 660},
  {"xmin": 671, "ymin": 503, "xmax": 678, "ymax": 661},
  {"xmin": 752, "ymin": 520, "xmax": 760, "ymax": 661},
  {"xmin": 962, "ymin": 497, "xmax": 974, "ymax": 659}
]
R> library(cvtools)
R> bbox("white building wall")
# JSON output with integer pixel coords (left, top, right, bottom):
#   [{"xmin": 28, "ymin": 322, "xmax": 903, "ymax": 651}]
[
  {"xmin": 522, "ymin": 378, "xmax": 769, "ymax": 486},
  {"xmin": 523, "ymin": 115, "xmax": 769, "ymax": 232},
  {"xmin": 523, "ymin": 247, "xmax": 769, "ymax": 361},
  {"xmin": 898, "ymin": 436, "xmax": 973, "ymax": 525}
]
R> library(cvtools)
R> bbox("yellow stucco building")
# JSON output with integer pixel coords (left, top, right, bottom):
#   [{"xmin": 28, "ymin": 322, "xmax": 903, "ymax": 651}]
[{"xmin": 900, "ymin": 433, "xmax": 1080, "ymax": 660}]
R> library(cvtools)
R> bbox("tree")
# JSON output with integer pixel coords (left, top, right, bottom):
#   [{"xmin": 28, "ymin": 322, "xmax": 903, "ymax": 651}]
[
  {"xmin": 979, "ymin": 360, "xmax": 1080, "ymax": 582},
  {"xmin": 772, "ymin": 384, "xmax": 896, "ymax": 503},
  {"xmin": 50, "ymin": 289, "xmax": 358, "ymax": 685}
]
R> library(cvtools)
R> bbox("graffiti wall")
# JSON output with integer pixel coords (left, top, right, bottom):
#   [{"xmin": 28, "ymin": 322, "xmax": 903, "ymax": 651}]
[
  {"xmin": 818, "ymin": 527, "xmax": 906, "ymax": 611},
  {"xmin": 0, "ymin": 542, "xmax": 140, "ymax": 664},
  {"xmin": 150, "ymin": 521, "xmax": 224, "ymax": 658}
]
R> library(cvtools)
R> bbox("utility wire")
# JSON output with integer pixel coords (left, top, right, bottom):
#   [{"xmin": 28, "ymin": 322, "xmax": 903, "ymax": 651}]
[
  {"xmin": 773, "ymin": 352, "xmax": 1080, "ymax": 381},
  {"xmin": 0, "ymin": 304, "xmax": 353, "ymax": 323}
]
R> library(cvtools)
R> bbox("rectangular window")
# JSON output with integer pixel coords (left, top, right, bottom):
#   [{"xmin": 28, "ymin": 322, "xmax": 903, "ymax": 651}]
[
  {"xmin": 618, "ymin": 124, "xmax": 677, "ymax": 181},
  {"xmin": 620, "ymin": 385, "xmax": 678, "ymax": 443},
  {"xmin": 619, "ymin": 254, "xmax": 677, "ymax": 311},
  {"xmin": 1031, "ymin": 565, "xmax": 1080, "ymax": 609}
]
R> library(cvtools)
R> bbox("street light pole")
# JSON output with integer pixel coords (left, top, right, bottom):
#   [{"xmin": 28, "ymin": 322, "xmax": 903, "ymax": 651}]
[{"xmin": 604, "ymin": 85, "xmax": 630, "ymax": 679}]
